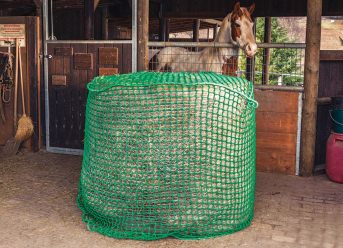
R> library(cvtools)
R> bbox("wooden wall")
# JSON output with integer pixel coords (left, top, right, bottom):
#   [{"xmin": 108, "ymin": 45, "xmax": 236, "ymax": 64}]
[
  {"xmin": 255, "ymin": 90, "xmax": 301, "ymax": 175},
  {"xmin": 47, "ymin": 43, "xmax": 131, "ymax": 149},
  {"xmin": 315, "ymin": 51, "xmax": 343, "ymax": 167},
  {"xmin": 0, "ymin": 17, "xmax": 41, "ymax": 151}
]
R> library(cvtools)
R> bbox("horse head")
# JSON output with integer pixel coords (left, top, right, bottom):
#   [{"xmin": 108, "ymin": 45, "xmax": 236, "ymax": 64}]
[{"xmin": 224, "ymin": 2, "xmax": 257, "ymax": 58}]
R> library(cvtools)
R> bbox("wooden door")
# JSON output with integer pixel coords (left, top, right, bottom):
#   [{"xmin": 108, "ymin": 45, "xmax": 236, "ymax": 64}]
[{"xmin": 47, "ymin": 42, "xmax": 132, "ymax": 150}]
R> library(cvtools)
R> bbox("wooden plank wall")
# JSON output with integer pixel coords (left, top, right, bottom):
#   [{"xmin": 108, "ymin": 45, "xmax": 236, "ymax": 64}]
[
  {"xmin": 47, "ymin": 43, "xmax": 131, "ymax": 149},
  {"xmin": 315, "ymin": 51, "xmax": 343, "ymax": 167},
  {"xmin": 0, "ymin": 17, "xmax": 40, "ymax": 151},
  {"xmin": 255, "ymin": 90, "xmax": 300, "ymax": 175}
]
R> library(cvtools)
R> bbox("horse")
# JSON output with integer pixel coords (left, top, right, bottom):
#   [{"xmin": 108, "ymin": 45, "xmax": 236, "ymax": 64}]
[{"xmin": 154, "ymin": 2, "xmax": 257, "ymax": 74}]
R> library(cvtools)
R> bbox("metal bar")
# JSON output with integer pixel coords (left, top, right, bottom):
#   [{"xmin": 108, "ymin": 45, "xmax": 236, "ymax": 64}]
[
  {"xmin": 262, "ymin": 17, "xmax": 272, "ymax": 85},
  {"xmin": 43, "ymin": 0, "xmax": 50, "ymax": 150},
  {"xmin": 46, "ymin": 40, "xmax": 133, "ymax": 44},
  {"xmin": 46, "ymin": 147, "xmax": 83, "ymax": 156},
  {"xmin": 148, "ymin": 41, "xmax": 306, "ymax": 49},
  {"xmin": 258, "ymin": 43, "xmax": 306, "ymax": 48},
  {"xmin": 255, "ymin": 85, "xmax": 304, "ymax": 92},
  {"xmin": 42, "ymin": 0, "xmax": 138, "ymax": 156},
  {"xmin": 132, "ymin": 0, "xmax": 137, "ymax": 72},
  {"xmin": 296, "ymin": 93, "xmax": 303, "ymax": 176}
]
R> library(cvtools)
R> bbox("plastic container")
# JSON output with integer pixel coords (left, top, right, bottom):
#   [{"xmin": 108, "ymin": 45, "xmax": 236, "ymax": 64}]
[
  {"xmin": 330, "ymin": 110, "xmax": 343, "ymax": 134},
  {"xmin": 326, "ymin": 132, "xmax": 343, "ymax": 183}
]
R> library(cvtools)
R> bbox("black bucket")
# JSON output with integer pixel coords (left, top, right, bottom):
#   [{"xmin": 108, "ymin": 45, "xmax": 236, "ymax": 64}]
[{"xmin": 330, "ymin": 96, "xmax": 343, "ymax": 134}]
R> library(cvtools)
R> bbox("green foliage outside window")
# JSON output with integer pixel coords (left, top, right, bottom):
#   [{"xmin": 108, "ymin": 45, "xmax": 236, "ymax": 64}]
[{"xmin": 239, "ymin": 18, "xmax": 304, "ymax": 86}]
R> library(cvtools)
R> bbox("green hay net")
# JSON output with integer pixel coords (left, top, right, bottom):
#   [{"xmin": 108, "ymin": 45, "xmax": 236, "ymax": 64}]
[{"xmin": 77, "ymin": 72, "xmax": 258, "ymax": 240}]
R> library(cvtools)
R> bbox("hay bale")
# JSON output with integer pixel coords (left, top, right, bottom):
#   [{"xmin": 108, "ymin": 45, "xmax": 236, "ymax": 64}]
[{"xmin": 77, "ymin": 72, "xmax": 258, "ymax": 240}]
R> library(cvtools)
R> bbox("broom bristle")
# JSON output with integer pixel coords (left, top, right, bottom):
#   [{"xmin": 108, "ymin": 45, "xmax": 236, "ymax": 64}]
[{"xmin": 15, "ymin": 115, "xmax": 34, "ymax": 142}]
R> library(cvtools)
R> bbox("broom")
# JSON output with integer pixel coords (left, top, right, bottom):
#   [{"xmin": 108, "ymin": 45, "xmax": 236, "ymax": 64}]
[{"xmin": 11, "ymin": 42, "xmax": 34, "ymax": 154}]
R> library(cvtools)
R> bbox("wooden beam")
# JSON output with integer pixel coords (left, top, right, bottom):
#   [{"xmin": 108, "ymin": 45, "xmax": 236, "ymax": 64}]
[
  {"xmin": 300, "ymin": 0, "xmax": 323, "ymax": 176},
  {"xmin": 320, "ymin": 50, "xmax": 343, "ymax": 61},
  {"xmin": 159, "ymin": 18, "xmax": 168, "ymax": 41},
  {"xmin": 193, "ymin": 19, "xmax": 200, "ymax": 42},
  {"xmin": 137, "ymin": 0, "xmax": 149, "ymax": 71},
  {"xmin": 102, "ymin": 6, "xmax": 109, "ymax": 39},
  {"xmin": 200, "ymin": 19, "xmax": 222, "ymax": 26},
  {"xmin": 262, "ymin": 17, "xmax": 271, "ymax": 85},
  {"xmin": 159, "ymin": 2, "xmax": 168, "ymax": 41},
  {"xmin": 84, "ymin": 0, "xmax": 95, "ymax": 39}
]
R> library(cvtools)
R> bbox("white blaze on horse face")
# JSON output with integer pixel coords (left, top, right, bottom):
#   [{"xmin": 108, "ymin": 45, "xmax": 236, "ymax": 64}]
[{"xmin": 236, "ymin": 16, "xmax": 257, "ymax": 57}]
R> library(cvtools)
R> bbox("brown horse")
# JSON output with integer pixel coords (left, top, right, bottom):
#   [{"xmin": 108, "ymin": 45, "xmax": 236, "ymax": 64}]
[{"xmin": 155, "ymin": 2, "xmax": 257, "ymax": 74}]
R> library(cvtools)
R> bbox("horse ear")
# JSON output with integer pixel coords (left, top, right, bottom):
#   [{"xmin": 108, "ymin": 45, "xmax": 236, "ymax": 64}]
[
  {"xmin": 248, "ymin": 3, "xmax": 255, "ymax": 14},
  {"xmin": 233, "ymin": 2, "xmax": 243, "ymax": 16}
]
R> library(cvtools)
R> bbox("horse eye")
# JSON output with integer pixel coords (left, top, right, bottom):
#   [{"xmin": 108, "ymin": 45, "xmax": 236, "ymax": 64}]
[{"xmin": 234, "ymin": 20, "xmax": 241, "ymax": 27}]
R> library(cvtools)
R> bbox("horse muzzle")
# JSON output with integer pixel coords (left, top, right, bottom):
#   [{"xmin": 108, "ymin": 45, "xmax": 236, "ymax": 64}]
[{"xmin": 243, "ymin": 43, "xmax": 257, "ymax": 58}]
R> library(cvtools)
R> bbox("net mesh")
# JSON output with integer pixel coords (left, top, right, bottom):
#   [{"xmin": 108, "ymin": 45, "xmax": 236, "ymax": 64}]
[{"xmin": 77, "ymin": 71, "xmax": 258, "ymax": 240}]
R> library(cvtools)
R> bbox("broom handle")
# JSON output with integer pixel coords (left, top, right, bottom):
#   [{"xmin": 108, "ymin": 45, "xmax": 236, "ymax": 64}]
[
  {"xmin": 13, "ymin": 39, "xmax": 19, "ymax": 130},
  {"xmin": 18, "ymin": 42, "xmax": 26, "ymax": 116}
]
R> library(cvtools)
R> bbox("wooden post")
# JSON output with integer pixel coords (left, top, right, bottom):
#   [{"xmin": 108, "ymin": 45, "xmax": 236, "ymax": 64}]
[
  {"xmin": 84, "ymin": 0, "xmax": 95, "ymax": 39},
  {"xmin": 159, "ymin": 2, "xmax": 167, "ymax": 41},
  {"xmin": 193, "ymin": 19, "xmax": 200, "ymax": 42},
  {"xmin": 262, "ymin": 17, "xmax": 271, "ymax": 85},
  {"xmin": 159, "ymin": 18, "xmax": 167, "ymax": 41},
  {"xmin": 102, "ymin": 6, "xmax": 108, "ymax": 40},
  {"xmin": 300, "ymin": 0, "xmax": 322, "ymax": 176},
  {"xmin": 137, "ymin": 0, "xmax": 149, "ymax": 71},
  {"xmin": 165, "ymin": 18, "xmax": 170, "ymax": 41}
]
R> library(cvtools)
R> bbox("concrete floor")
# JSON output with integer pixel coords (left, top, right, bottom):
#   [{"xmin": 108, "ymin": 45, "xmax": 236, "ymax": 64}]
[{"xmin": 0, "ymin": 151, "xmax": 342, "ymax": 248}]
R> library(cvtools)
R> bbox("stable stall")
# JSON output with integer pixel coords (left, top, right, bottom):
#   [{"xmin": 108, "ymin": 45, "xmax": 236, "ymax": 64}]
[{"xmin": 0, "ymin": 0, "xmax": 342, "ymax": 177}]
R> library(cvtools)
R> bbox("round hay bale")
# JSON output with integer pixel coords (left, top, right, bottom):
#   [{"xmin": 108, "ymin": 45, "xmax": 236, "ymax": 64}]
[{"xmin": 77, "ymin": 72, "xmax": 258, "ymax": 240}]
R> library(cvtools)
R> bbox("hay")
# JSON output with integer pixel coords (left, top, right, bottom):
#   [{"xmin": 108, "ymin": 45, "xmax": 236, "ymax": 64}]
[
  {"xmin": 77, "ymin": 72, "xmax": 258, "ymax": 240},
  {"xmin": 15, "ymin": 114, "xmax": 34, "ymax": 142}
]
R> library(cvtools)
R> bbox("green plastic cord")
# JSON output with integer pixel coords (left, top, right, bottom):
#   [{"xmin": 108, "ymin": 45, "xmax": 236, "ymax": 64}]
[{"xmin": 77, "ymin": 71, "xmax": 258, "ymax": 240}]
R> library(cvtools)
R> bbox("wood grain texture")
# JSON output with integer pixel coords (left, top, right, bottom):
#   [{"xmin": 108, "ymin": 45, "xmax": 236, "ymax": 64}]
[
  {"xmin": 257, "ymin": 132, "xmax": 297, "ymax": 155},
  {"xmin": 300, "ymin": 0, "xmax": 323, "ymax": 176},
  {"xmin": 99, "ymin": 67, "xmax": 118, "ymax": 76},
  {"xmin": 0, "ymin": 17, "xmax": 40, "ymax": 151},
  {"xmin": 98, "ymin": 47, "xmax": 118, "ymax": 65},
  {"xmin": 256, "ymin": 150, "xmax": 296, "ymax": 175},
  {"xmin": 52, "ymin": 75, "xmax": 67, "ymax": 86},
  {"xmin": 47, "ymin": 43, "xmax": 131, "ymax": 149},
  {"xmin": 54, "ymin": 47, "xmax": 73, "ymax": 56},
  {"xmin": 256, "ymin": 112, "xmax": 298, "ymax": 134},
  {"xmin": 255, "ymin": 90, "xmax": 300, "ymax": 175},
  {"xmin": 255, "ymin": 90, "xmax": 299, "ymax": 113},
  {"xmin": 74, "ymin": 53, "xmax": 93, "ymax": 70},
  {"xmin": 320, "ymin": 50, "xmax": 343, "ymax": 61}
]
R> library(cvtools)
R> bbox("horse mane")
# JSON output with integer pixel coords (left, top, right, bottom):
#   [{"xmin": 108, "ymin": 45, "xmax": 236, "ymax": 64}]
[{"xmin": 241, "ymin": 8, "xmax": 253, "ymax": 22}]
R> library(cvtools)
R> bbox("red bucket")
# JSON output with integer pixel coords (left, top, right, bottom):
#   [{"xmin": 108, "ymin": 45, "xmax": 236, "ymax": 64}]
[{"xmin": 326, "ymin": 132, "xmax": 343, "ymax": 183}]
